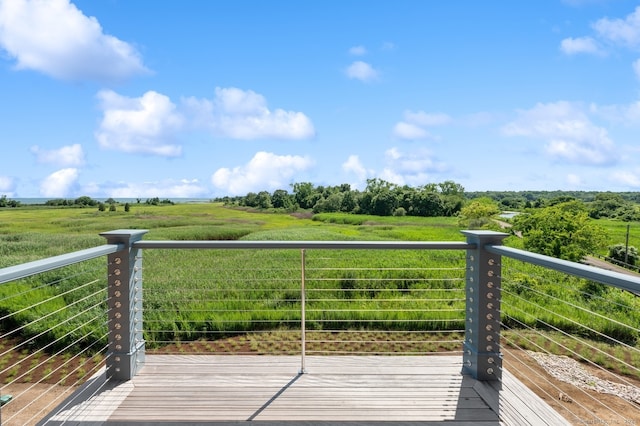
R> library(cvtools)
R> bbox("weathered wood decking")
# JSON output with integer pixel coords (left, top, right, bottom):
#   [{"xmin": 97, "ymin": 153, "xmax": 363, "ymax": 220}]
[{"xmin": 41, "ymin": 355, "xmax": 568, "ymax": 425}]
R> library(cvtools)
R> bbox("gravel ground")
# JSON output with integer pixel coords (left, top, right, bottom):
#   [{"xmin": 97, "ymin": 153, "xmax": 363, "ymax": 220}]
[{"xmin": 527, "ymin": 350, "xmax": 640, "ymax": 405}]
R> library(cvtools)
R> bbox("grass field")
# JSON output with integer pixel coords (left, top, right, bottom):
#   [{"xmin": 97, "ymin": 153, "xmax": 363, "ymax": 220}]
[{"xmin": 0, "ymin": 202, "xmax": 639, "ymax": 382}]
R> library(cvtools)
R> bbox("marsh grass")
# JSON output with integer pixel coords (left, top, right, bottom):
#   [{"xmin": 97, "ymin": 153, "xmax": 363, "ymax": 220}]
[{"xmin": 1, "ymin": 203, "xmax": 639, "ymax": 384}]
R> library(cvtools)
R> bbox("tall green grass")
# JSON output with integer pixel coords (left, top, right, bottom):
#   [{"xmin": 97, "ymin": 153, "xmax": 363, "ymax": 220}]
[{"xmin": 1, "ymin": 203, "xmax": 638, "ymax": 356}]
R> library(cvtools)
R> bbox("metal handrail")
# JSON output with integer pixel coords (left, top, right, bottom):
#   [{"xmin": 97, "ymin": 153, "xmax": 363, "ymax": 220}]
[
  {"xmin": 488, "ymin": 245, "xmax": 640, "ymax": 294},
  {"xmin": 0, "ymin": 243, "xmax": 123, "ymax": 285}
]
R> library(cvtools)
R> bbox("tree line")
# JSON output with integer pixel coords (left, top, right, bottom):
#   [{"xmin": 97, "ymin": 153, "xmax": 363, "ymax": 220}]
[{"xmin": 217, "ymin": 179, "xmax": 467, "ymax": 218}]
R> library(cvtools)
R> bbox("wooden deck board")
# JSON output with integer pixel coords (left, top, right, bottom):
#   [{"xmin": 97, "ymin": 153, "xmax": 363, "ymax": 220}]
[{"xmin": 41, "ymin": 355, "xmax": 569, "ymax": 425}]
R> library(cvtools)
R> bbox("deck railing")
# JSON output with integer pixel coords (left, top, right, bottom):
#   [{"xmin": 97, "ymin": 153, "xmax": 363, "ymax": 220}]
[{"xmin": 0, "ymin": 229, "xmax": 639, "ymax": 425}]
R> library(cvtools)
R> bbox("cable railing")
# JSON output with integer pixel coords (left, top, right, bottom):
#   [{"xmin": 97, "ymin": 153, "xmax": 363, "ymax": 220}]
[
  {"xmin": 140, "ymin": 247, "xmax": 467, "ymax": 365},
  {"xmin": 490, "ymin": 245, "xmax": 640, "ymax": 425},
  {"xmin": 0, "ymin": 229, "xmax": 639, "ymax": 425},
  {"xmin": 0, "ymin": 244, "xmax": 121, "ymax": 426}
]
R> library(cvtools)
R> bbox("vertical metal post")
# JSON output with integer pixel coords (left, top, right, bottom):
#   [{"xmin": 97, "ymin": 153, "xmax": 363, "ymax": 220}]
[
  {"xmin": 300, "ymin": 249, "xmax": 307, "ymax": 374},
  {"xmin": 100, "ymin": 229, "xmax": 148, "ymax": 381},
  {"xmin": 461, "ymin": 230, "xmax": 508, "ymax": 382},
  {"xmin": 625, "ymin": 224, "xmax": 630, "ymax": 265}
]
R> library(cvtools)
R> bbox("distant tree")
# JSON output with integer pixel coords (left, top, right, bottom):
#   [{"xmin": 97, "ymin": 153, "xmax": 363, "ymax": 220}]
[
  {"xmin": 0, "ymin": 195, "xmax": 20, "ymax": 207},
  {"xmin": 513, "ymin": 201, "xmax": 606, "ymax": 262},
  {"xmin": 256, "ymin": 191, "xmax": 272, "ymax": 209},
  {"xmin": 124, "ymin": 202, "xmax": 131, "ymax": 212},
  {"xmin": 74, "ymin": 196, "xmax": 97, "ymax": 207},
  {"xmin": 109, "ymin": 203, "xmax": 117, "ymax": 212},
  {"xmin": 98, "ymin": 203, "xmax": 106, "ymax": 212},
  {"xmin": 458, "ymin": 198, "xmax": 500, "ymax": 229},
  {"xmin": 271, "ymin": 189, "xmax": 294, "ymax": 210},
  {"xmin": 292, "ymin": 182, "xmax": 316, "ymax": 209},
  {"xmin": 105, "ymin": 197, "xmax": 116, "ymax": 205},
  {"xmin": 393, "ymin": 207, "xmax": 407, "ymax": 217},
  {"xmin": 340, "ymin": 190, "xmax": 358, "ymax": 213}
]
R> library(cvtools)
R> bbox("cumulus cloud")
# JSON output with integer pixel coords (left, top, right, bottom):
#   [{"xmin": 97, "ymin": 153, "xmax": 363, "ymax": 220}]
[
  {"xmin": 99, "ymin": 179, "xmax": 208, "ymax": 198},
  {"xmin": 349, "ymin": 45, "xmax": 367, "ymax": 56},
  {"xmin": 610, "ymin": 170, "xmax": 640, "ymax": 187},
  {"xmin": 212, "ymin": 152, "xmax": 314, "ymax": 195},
  {"xmin": 502, "ymin": 101, "xmax": 618, "ymax": 165},
  {"xmin": 593, "ymin": 100, "xmax": 640, "ymax": 124},
  {"xmin": 95, "ymin": 90, "xmax": 184, "ymax": 157},
  {"xmin": 559, "ymin": 36, "xmax": 603, "ymax": 55},
  {"xmin": 633, "ymin": 58, "xmax": 640, "ymax": 80},
  {"xmin": 30, "ymin": 143, "xmax": 85, "ymax": 166},
  {"xmin": 379, "ymin": 147, "xmax": 447, "ymax": 186},
  {"xmin": 593, "ymin": 6, "xmax": 640, "ymax": 48},
  {"xmin": 0, "ymin": 0, "xmax": 148, "ymax": 82},
  {"xmin": 566, "ymin": 173, "xmax": 584, "ymax": 187},
  {"xmin": 342, "ymin": 155, "xmax": 371, "ymax": 183},
  {"xmin": 345, "ymin": 61, "xmax": 379, "ymax": 82},
  {"xmin": 392, "ymin": 110, "xmax": 452, "ymax": 140},
  {"xmin": 0, "ymin": 175, "xmax": 16, "ymax": 196},
  {"xmin": 40, "ymin": 168, "xmax": 79, "ymax": 197},
  {"xmin": 184, "ymin": 87, "xmax": 315, "ymax": 140}
]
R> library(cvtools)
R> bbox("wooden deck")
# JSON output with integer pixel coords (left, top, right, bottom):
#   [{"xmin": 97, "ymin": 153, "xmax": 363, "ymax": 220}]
[{"xmin": 40, "ymin": 355, "xmax": 568, "ymax": 425}]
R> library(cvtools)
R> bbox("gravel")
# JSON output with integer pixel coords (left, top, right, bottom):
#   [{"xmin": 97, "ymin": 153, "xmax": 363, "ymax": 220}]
[{"xmin": 527, "ymin": 350, "xmax": 640, "ymax": 406}]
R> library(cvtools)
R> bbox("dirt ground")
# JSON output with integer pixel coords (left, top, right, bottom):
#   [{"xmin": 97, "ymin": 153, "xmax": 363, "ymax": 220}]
[
  {"xmin": 1, "ymin": 383, "xmax": 75, "ymax": 426},
  {"xmin": 503, "ymin": 348, "xmax": 640, "ymax": 424}
]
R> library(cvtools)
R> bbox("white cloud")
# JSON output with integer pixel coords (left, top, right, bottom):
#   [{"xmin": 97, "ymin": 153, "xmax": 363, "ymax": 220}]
[
  {"xmin": 345, "ymin": 61, "xmax": 379, "ymax": 82},
  {"xmin": 593, "ymin": 6, "xmax": 640, "ymax": 48},
  {"xmin": 404, "ymin": 111, "xmax": 452, "ymax": 127},
  {"xmin": 342, "ymin": 155, "xmax": 370, "ymax": 182},
  {"xmin": 379, "ymin": 147, "xmax": 447, "ymax": 186},
  {"xmin": 393, "ymin": 122, "xmax": 430, "ymax": 140},
  {"xmin": 101, "ymin": 179, "xmax": 208, "ymax": 198},
  {"xmin": 392, "ymin": 110, "xmax": 452, "ymax": 140},
  {"xmin": 0, "ymin": 175, "xmax": 15, "ymax": 196},
  {"xmin": 184, "ymin": 87, "xmax": 315, "ymax": 140},
  {"xmin": 566, "ymin": 174, "xmax": 584, "ymax": 186},
  {"xmin": 40, "ymin": 168, "xmax": 79, "ymax": 197},
  {"xmin": 381, "ymin": 42, "xmax": 395, "ymax": 51},
  {"xmin": 0, "ymin": 0, "xmax": 148, "ymax": 82},
  {"xmin": 30, "ymin": 143, "xmax": 85, "ymax": 166},
  {"xmin": 633, "ymin": 58, "xmax": 640, "ymax": 80},
  {"xmin": 502, "ymin": 101, "xmax": 618, "ymax": 165},
  {"xmin": 211, "ymin": 152, "xmax": 314, "ymax": 195},
  {"xmin": 559, "ymin": 36, "xmax": 603, "ymax": 55},
  {"xmin": 591, "ymin": 100, "xmax": 640, "ymax": 124},
  {"xmin": 610, "ymin": 170, "xmax": 640, "ymax": 187},
  {"xmin": 349, "ymin": 45, "xmax": 366, "ymax": 56},
  {"xmin": 95, "ymin": 90, "xmax": 184, "ymax": 157}
]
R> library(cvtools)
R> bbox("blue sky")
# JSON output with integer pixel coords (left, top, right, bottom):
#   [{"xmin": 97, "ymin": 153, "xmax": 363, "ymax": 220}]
[{"xmin": 2, "ymin": 0, "xmax": 640, "ymax": 199}]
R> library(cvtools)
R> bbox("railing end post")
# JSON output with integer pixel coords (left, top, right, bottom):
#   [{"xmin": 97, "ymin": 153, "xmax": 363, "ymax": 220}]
[
  {"xmin": 101, "ymin": 229, "xmax": 148, "ymax": 381},
  {"xmin": 461, "ymin": 230, "xmax": 507, "ymax": 382}
]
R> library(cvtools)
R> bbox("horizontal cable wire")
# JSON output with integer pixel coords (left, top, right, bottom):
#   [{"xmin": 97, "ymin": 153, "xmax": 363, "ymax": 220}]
[
  {"xmin": 0, "ymin": 290, "xmax": 108, "ymax": 364},
  {"xmin": 500, "ymin": 330, "xmax": 591, "ymax": 424},
  {"xmin": 501, "ymin": 323, "xmax": 627, "ymax": 422},
  {"xmin": 502, "ymin": 288, "xmax": 640, "ymax": 378},
  {"xmin": 502, "ymin": 277, "xmax": 639, "ymax": 343}
]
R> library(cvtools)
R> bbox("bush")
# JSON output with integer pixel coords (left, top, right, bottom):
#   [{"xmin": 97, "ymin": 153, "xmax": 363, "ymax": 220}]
[{"xmin": 608, "ymin": 243, "xmax": 638, "ymax": 266}]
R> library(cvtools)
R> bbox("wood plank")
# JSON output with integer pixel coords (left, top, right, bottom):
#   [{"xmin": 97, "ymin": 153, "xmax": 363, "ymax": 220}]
[{"xmin": 41, "ymin": 354, "xmax": 567, "ymax": 425}]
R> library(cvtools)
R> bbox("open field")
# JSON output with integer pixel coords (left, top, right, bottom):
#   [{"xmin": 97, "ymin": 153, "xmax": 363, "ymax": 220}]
[{"xmin": 0, "ymin": 202, "xmax": 639, "ymax": 384}]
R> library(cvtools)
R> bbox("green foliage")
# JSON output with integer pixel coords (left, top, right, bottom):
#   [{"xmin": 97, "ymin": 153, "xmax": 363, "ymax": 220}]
[
  {"xmin": 608, "ymin": 243, "xmax": 638, "ymax": 266},
  {"xmin": 513, "ymin": 201, "xmax": 606, "ymax": 261},
  {"xmin": 0, "ymin": 195, "xmax": 20, "ymax": 207},
  {"xmin": 589, "ymin": 192, "xmax": 640, "ymax": 221},
  {"xmin": 457, "ymin": 197, "xmax": 500, "ymax": 229}
]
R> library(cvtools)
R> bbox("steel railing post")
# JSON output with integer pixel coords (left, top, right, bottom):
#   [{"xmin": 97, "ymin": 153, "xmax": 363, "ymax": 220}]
[
  {"xmin": 100, "ymin": 229, "xmax": 149, "ymax": 380},
  {"xmin": 461, "ymin": 230, "xmax": 508, "ymax": 382},
  {"xmin": 300, "ymin": 249, "xmax": 307, "ymax": 373}
]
